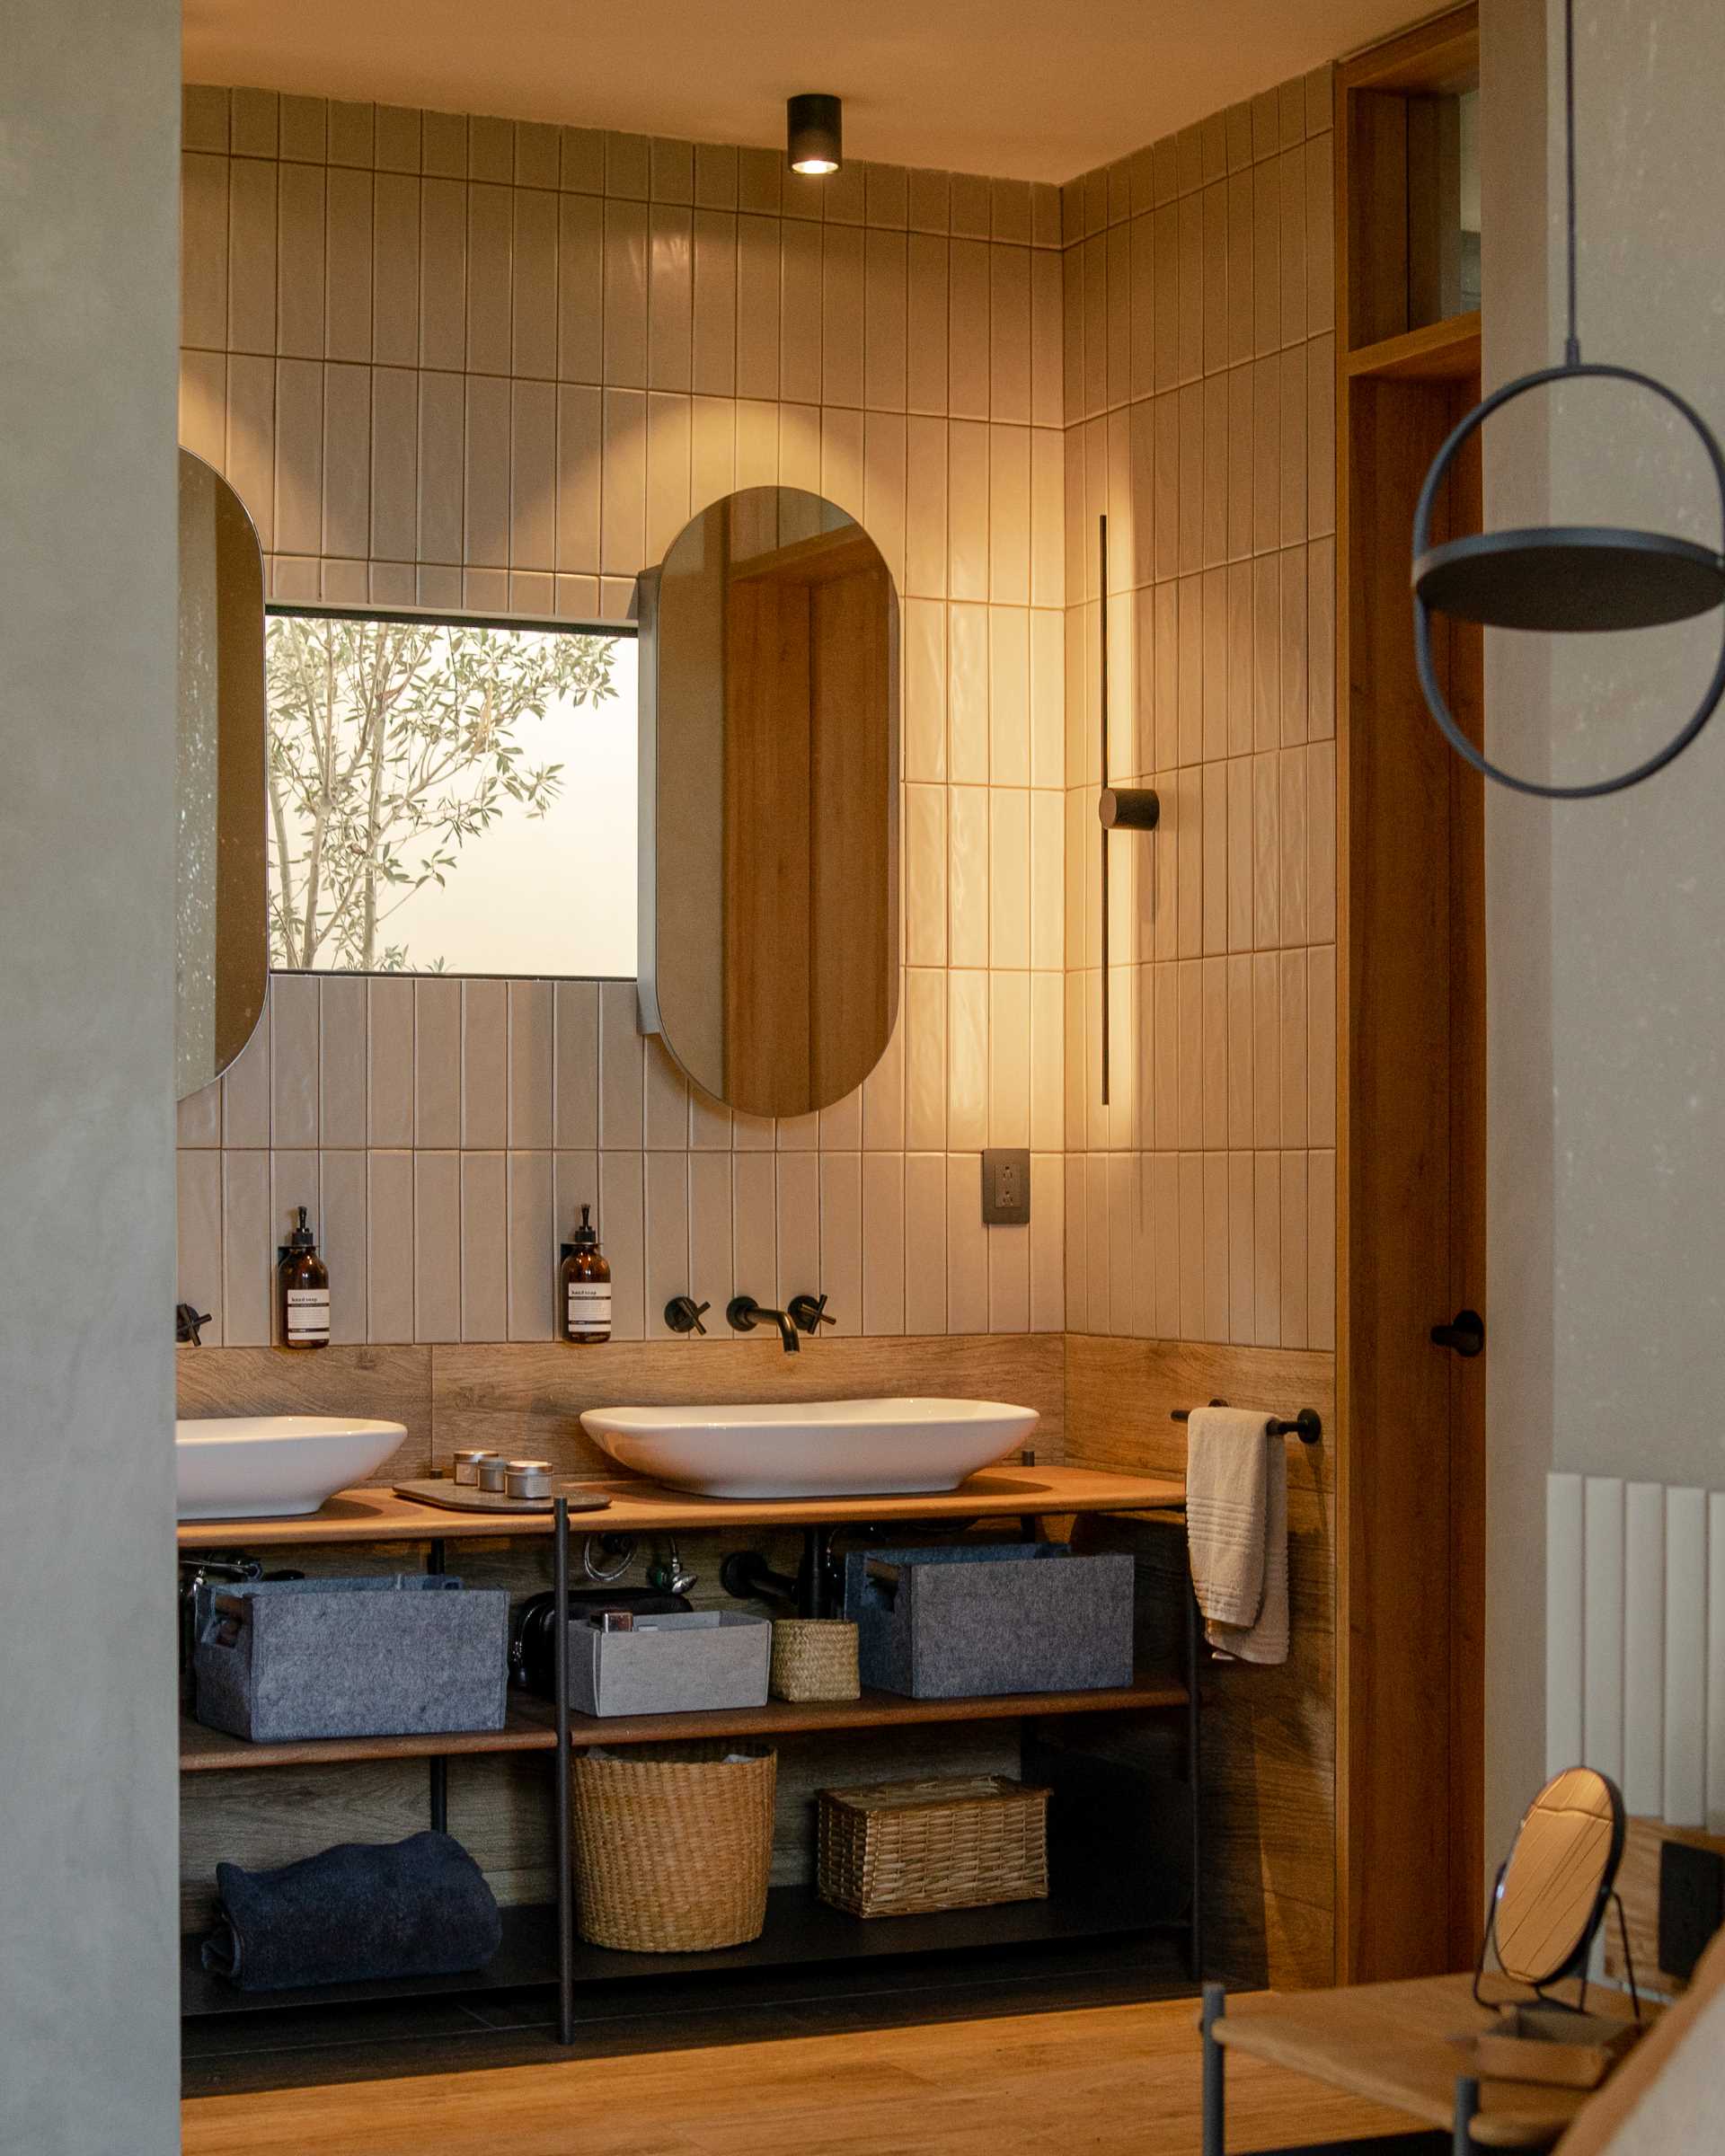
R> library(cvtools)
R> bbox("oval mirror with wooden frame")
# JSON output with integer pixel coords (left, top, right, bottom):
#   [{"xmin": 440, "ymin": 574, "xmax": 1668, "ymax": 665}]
[
  {"xmin": 637, "ymin": 486, "xmax": 899, "ymax": 1121},
  {"xmin": 177, "ymin": 450, "xmax": 267, "ymax": 1100},
  {"xmin": 1484, "ymin": 1766, "xmax": 1626, "ymax": 1997}
]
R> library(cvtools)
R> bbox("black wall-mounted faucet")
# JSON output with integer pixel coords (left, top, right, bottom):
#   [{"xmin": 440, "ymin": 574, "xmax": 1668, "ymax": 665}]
[
  {"xmin": 726, "ymin": 1295, "xmax": 801, "ymax": 1353},
  {"xmin": 175, "ymin": 1302, "xmax": 210, "ymax": 1346}
]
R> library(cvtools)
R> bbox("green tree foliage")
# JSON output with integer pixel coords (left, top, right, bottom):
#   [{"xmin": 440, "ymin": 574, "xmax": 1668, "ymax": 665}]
[{"xmin": 266, "ymin": 616, "xmax": 616, "ymax": 972}]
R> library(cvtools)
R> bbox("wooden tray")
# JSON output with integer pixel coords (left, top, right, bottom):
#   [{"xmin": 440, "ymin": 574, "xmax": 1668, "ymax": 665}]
[
  {"xmin": 1459, "ymin": 2005, "xmax": 1643, "ymax": 2090},
  {"xmin": 393, "ymin": 1479, "xmax": 614, "ymax": 1517}
]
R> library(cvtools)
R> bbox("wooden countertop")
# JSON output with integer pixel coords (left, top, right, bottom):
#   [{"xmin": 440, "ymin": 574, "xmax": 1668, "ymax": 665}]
[{"xmin": 175, "ymin": 1462, "xmax": 1186, "ymax": 1550}]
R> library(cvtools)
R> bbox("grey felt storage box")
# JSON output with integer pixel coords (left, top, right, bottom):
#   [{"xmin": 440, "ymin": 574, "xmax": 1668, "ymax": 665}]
[
  {"xmin": 567, "ymin": 1611, "xmax": 771, "ymax": 1719},
  {"xmin": 843, "ymin": 1543, "xmax": 1134, "ymax": 1699},
  {"xmin": 193, "ymin": 1576, "xmax": 509, "ymax": 1743}
]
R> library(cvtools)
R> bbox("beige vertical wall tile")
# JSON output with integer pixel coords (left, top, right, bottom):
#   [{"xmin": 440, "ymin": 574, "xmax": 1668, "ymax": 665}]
[
  {"xmin": 906, "ymin": 234, "xmax": 949, "ymax": 417},
  {"xmin": 598, "ymin": 978, "xmax": 643, "ymax": 1149},
  {"xmin": 460, "ymin": 979, "xmax": 509, "ymax": 1146},
  {"xmin": 1278, "ymin": 948, "xmax": 1307, "ymax": 1147},
  {"xmin": 182, "ymin": 154, "xmax": 230, "ymax": 350},
  {"xmin": 906, "ymin": 785, "xmax": 947, "ymax": 968},
  {"xmin": 603, "ymin": 199, "xmax": 649, "ymax": 387},
  {"xmin": 270, "ymin": 972, "xmax": 319, "ymax": 1146},
  {"xmin": 419, "ymin": 177, "xmax": 466, "ymax": 370},
  {"xmin": 648, "ymin": 205, "xmax": 693, "ymax": 393},
  {"xmin": 412, "ymin": 1149, "xmax": 461, "ymax": 1340},
  {"xmin": 1279, "ymin": 343, "xmax": 1307, "ymax": 543},
  {"xmin": 316, "ymin": 976, "xmax": 367, "ymax": 1148},
  {"xmin": 949, "ymin": 239, "xmax": 991, "ymax": 420},
  {"xmin": 989, "ymin": 427, "xmax": 1031, "ymax": 604},
  {"xmin": 1308, "ymin": 1146, "xmax": 1336, "ymax": 1349},
  {"xmin": 369, "ymin": 365, "xmax": 418, "ymax": 561},
  {"xmin": 1252, "ymin": 1148, "xmax": 1281, "ymax": 1347},
  {"xmin": 600, "ymin": 387, "xmax": 647, "ymax": 575},
  {"xmin": 322, "ymin": 361, "xmax": 370, "ymax": 558},
  {"xmin": 862, "ymin": 1152, "xmax": 906, "ymax": 1336},
  {"xmin": 903, "ymin": 1153, "xmax": 949, "ymax": 1335},
  {"xmin": 780, "ymin": 216, "xmax": 822, "ymax": 404},
  {"xmin": 457, "ymin": 1152, "xmax": 508, "ymax": 1341},
  {"xmin": 643, "ymin": 1152, "xmax": 690, "ymax": 1339},
  {"xmin": 177, "ymin": 1149, "xmax": 225, "ymax": 1345},
  {"xmin": 819, "ymin": 1154, "xmax": 864, "ymax": 1336},
  {"xmin": 1252, "ymin": 551, "xmax": 1280, "ymax": 750},
  {"xmin": 505, "ymin": 981, "xmax": 553, "ymax": 1148},
  {"xmin": 1305, "ymin": 131, "xmax": 1335, "ymax": 336},
  {"xmin": 1279, "ymin": 1151, "xmax": 1309, "ymax": 1348},
  {"xmin": 319, "ymin": 1149, "xmax": 368, "ymax": 1345},
  {"xmin": 464, "ymin": 183, "xmax": 512, "ymax": 376},
  {"xmin": 273, "ymin": 358, "xmax": 323, "ymax": 556},
  {"xmin": 600, "ymin": 1150, "xmax": 646, "ymax": 1339},
  {"xmin": 221, "ymin": 1151, "xmax": 272, "ymax": 1347},
  {"xmin": 365, "ymin": 979, "xmax": 413, "ymax": 1148},
  {"xmin": 1308, "ymin": 735, "xmax": 1336, "ymax": 941},
  {"xmin": 1226, "ymin": 952, "xmax": 1254, "ymax": 1149},
  {"xmin": 414, "ymin": 977, "xmax": 461, "ymax": 1147},
  {"xmin": 416, "ymin": 368, "xmax": 464, "ymax": 562},
  {"xmin": 1308, "ymin": 943, "xmax": 1337, "ymax": 1148},
  {"xmin": 464, "ymin": 373, "xmax": 510, "ymax": 565},
  {"xmin": 731, "ymin": 1152, "xmax": 775, "ymax": 1312},
  {"xmin": 1251, "ymin": 950, "xmax": 1280, "ymax": 1150},
  {"xmin": 775, "ymin": 1153, "xmax": 819, "ymax": 1310},
  {"xmin": 946, "ymin": 1155, "xmax": 989, "ymax": 1334},
  {"xmin": 324, "ymin": 166, "xmax": 373, "ymax": 363},
  {"xmin": 1226, "ymin": 1151, "xmax": 1255, "ymax": 1342},
  {"xmin": 1280, "ymin": 742, "xmax": 1309, "ymax": 945},
  {"xmin": 280, "ymin": 93, "xmax": 328, "ymax": 163},
  {"xmin": 367, "ymin": 1150, "xmax": 414, "ymax": 1342},
  {"xmin": 509, "ymin": 187, "xmax": 557, "ymax": 380}
]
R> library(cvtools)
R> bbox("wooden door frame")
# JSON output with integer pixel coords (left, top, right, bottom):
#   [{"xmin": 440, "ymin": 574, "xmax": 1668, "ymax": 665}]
[{"xmin": 1333, "ymin": 2, "xmax": 1487, "ymax": 1984}]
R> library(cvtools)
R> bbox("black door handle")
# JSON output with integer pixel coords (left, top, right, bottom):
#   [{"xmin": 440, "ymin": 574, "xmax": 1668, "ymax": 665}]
[{"xmin": 1430, "ymin": 1308, "xmax": 1485, "ymax": 1356}]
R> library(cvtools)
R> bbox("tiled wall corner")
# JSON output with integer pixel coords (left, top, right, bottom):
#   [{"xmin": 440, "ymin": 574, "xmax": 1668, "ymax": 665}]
[
  {"xmin": 176, "ymin": 102, "xmax": 1066, "ymax": 1343},
  {"xmin": 1058, "ymin": 76, "xmax": 1337, "ymax": 1352}
]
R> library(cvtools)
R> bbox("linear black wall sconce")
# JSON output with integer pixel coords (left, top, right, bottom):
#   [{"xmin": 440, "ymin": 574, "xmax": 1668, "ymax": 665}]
[{"xmin": 1097, "ymin": 515, "xmax": 1159, "ymax": 1104}]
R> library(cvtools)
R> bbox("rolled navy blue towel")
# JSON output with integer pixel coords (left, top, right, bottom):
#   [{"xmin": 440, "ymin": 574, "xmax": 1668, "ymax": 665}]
[{"xmin": 201, "ymin": 1830, "xmax": 502, "ymax": 1992}]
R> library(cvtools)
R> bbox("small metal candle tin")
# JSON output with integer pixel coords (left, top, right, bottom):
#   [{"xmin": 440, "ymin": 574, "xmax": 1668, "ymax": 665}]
[
  {"xmin": 454, "ymin": 1449, "xmax": 493, "ymax": 1488},
  {"xmin": 476, "ymin": 1455, "xmax": 509, "ymax": 1493},
  {"xmin": 505, "ymin": 1459, "xmax": 552, "ymax": 1500}
]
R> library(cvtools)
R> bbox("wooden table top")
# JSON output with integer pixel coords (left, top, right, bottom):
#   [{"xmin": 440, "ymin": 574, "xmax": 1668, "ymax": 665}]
[
  {"xmin": 1213, "ymin": 1973, "xmax": 1641, "ymax": 2149},
  {"xmin": 175, "ymin": 1462, "xmax": 1187, "ymax": 1550}
]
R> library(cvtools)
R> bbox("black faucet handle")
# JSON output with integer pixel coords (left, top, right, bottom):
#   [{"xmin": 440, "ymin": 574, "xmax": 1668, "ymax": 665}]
[
  {"xmin": 664, "ymin": 1294, "xmax": 711, "ymax": 1336},
  {"xmin": 175, "ymin": 1302, "xmax": 211, "ymax": 1346},
  {"xmin": 789, "ymin": 1292, "xmax": 836, "ymax": 1335}
]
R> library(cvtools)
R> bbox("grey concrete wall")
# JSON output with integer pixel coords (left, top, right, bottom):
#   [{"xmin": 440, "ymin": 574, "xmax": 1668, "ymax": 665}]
[
  {"xmin": 1482, "ymin": 0, "xmax": 1725, "ymax": 1864},
  {"xmin": 0, "ymin": 4, "xmax": 183, "ymax": 2151}
]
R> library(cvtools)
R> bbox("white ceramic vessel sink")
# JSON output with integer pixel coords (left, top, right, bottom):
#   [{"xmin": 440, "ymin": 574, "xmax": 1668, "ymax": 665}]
[
  {"xmin": 175, "ymin": 1416, "xmax": 406, "ymax": 1521},
  {"xmin": 579, "ymin": 1398, "xmax": 1039, "ymax": 1500}
]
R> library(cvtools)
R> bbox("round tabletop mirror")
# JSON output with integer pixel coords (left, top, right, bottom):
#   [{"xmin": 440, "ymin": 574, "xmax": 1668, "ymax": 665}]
[{"xmin": 1491, "ymin": 1766, "xmax": 1624, "ymax": 1988}]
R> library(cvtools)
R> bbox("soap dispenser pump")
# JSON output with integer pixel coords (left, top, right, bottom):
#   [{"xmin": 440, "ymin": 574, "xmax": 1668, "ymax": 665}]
[
  {"xmin": 277, "ymin": 1206, "xmax": 330, "ymax": 1351},
  {"xmin": 559, "ymin": 1204, "xmax": 612, "ymax": 1346}
]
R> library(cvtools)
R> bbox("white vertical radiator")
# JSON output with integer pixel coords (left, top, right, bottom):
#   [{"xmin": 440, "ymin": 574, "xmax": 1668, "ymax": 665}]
[{"xmin": 1546, "ymin": 1473, "xmax": 1723, "ymax": 1829}]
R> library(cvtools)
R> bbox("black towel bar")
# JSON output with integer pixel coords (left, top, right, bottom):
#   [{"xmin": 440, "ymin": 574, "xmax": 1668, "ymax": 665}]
[{"xmin": 1171, "ymin": 1401, "xmax": 1322, "ymax": 1445}]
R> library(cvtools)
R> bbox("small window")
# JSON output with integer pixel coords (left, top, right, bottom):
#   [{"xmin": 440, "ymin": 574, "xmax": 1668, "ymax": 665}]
[{"xmin": 265, "ymin": 608, "xmax": 637, "ymax": 978}]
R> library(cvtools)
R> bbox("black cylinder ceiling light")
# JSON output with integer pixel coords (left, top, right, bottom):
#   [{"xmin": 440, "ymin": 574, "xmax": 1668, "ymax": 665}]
[
  {"xmin": 787, "ymin": 93, "xmax": 842, "ymax": 175},
  {"xmin": 1411, "ymin": 0, "xmax": 1725, "ymax": 799}
]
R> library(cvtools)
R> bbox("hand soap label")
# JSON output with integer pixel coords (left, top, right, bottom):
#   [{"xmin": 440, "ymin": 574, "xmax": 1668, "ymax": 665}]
[
  {"xmin": 566, "ymin": 1282, "xmax": 612, "ymax": 1336},
  {"xmin": 286, "ymin": 1288, "xmax": 331, "ymax": 1343}
]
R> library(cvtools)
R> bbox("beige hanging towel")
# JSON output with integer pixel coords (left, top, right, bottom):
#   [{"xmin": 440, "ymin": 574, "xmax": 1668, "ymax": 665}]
[{"xmin": 1184, "ymin": 1406, "xmax": 1288, "ymax": 1666}]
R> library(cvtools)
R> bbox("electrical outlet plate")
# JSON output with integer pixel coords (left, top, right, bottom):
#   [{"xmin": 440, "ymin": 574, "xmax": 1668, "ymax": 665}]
[{"xmin": 981, "ymin": 1148, "xmax": 1031, "ymax": 1225}]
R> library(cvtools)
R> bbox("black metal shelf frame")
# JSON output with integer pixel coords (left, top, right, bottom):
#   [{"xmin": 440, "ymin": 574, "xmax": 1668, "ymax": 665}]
[{"xmin": 180, "ymin": 1501, "xmax": 1202, "ymax": 2043}]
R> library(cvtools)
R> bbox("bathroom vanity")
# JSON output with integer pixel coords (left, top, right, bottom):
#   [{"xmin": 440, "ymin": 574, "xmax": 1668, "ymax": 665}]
[{"xmin": 178, "ymin": 1462, "xmax": 1196, "ymax": 2046}]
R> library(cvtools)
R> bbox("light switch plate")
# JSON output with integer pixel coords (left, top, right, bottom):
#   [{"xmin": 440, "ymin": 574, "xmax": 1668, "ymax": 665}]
[{"xmin": 981, "ymin": 1148, "xmax": 1031, "ymax": 1225}]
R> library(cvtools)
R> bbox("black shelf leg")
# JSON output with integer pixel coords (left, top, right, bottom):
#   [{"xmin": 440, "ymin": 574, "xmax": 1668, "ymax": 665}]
[
  {"xmin": 1453, "ymin": 2074, "xmax": 1480, "ymax": 2155},
  {"xmin": 427, "ymin": 1538, "xmax": 448, "ymax": 1833},
  {"xmin": 1201, "ymin": 1981, "xmax": 1225, "ymax": 2156},
  {"xmin": 553, "ymin": 1495, "xmax": 574, "ymax": 2045},
  {"xmin": 1188, "ymin": 1578, "xmax": 1204, "ymax": 1981}
]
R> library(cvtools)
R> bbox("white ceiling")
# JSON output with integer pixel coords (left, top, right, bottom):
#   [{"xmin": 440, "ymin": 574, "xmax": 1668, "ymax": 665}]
[{"xmin": 182, "ymin": 0, "xmax": 1427, "ymax": 183}]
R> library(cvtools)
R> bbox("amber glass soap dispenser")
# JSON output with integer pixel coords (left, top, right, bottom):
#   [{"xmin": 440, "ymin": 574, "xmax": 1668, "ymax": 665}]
[
  {"xmin": 559, "ymin": 1205, "xmax": 612, "ymax": 1345},
  {"xmin": 278, "ymin": 1206, "xmax": 330, "ymax": 1350}
]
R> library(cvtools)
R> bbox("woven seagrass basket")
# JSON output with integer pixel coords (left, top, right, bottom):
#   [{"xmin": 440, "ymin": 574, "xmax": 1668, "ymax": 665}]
[
  {"xmin": 768, "ymin": 1617, "xmax": 862, "ymax": 1702},
  {"xmin": 817, "ymin": 1773, "xmax": 1049, "ymax": 1920},
  {"xmin": 571, "ymin": 1741, "xmax": 775, "ymax": 1951}
]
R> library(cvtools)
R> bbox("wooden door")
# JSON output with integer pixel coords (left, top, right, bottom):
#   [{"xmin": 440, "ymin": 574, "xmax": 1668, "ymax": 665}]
[{"xmin": 1335, "ymin": 3, "xmax": 1487, "ymax": 1984}]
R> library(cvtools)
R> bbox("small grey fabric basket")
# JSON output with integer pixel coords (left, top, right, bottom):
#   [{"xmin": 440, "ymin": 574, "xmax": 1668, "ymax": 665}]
[
  {"xmin": 567, "ymin": 1611, "xmax": 772, "ymax": 1719},
  {"xmin": 843, "ymin": 1543, "xmax": 1134, "ymax": 1699},
  {"xmin": 193, "ymin": 1576, "xmax": 509, "ymax": 1743}
]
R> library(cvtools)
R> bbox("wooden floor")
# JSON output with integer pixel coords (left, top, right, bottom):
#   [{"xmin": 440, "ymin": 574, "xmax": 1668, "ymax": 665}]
[{"xmin": 182, "ymin": 1994, "xmax": 1418, "ymax": 2155}]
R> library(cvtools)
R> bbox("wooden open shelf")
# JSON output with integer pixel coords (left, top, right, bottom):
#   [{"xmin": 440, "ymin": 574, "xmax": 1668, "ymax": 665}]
[
  {"xmin": 179, "ymin": 1674, "xmax": 1190, "ymax": 1772},
  {"xmin": 175, "ymin": 1463, "xmax": 1187, "ymax": 1552},
  {"xmin": 1346, "ymin": 310, "xmax": 1481, "ymax": 383},
  {"xmin": 181, "ymin": 1877, "xmax": 1184, "ymax": 2018}
]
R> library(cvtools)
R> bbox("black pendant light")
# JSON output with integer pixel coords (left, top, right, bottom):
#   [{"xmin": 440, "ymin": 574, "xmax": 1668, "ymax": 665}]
[
  {"xmin": 787, "ymin": 93, "xmax": 842, "ymax": 176},
  {"xmin": 1412, "ymin": 0, "xmax": 1725, "ymax": 799}
]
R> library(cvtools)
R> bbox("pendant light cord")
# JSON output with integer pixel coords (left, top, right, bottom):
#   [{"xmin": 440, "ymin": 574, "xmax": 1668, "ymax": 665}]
[{"xmin": 1563, "ymin": 0, "xmax": 1580, "ymax": 366}]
